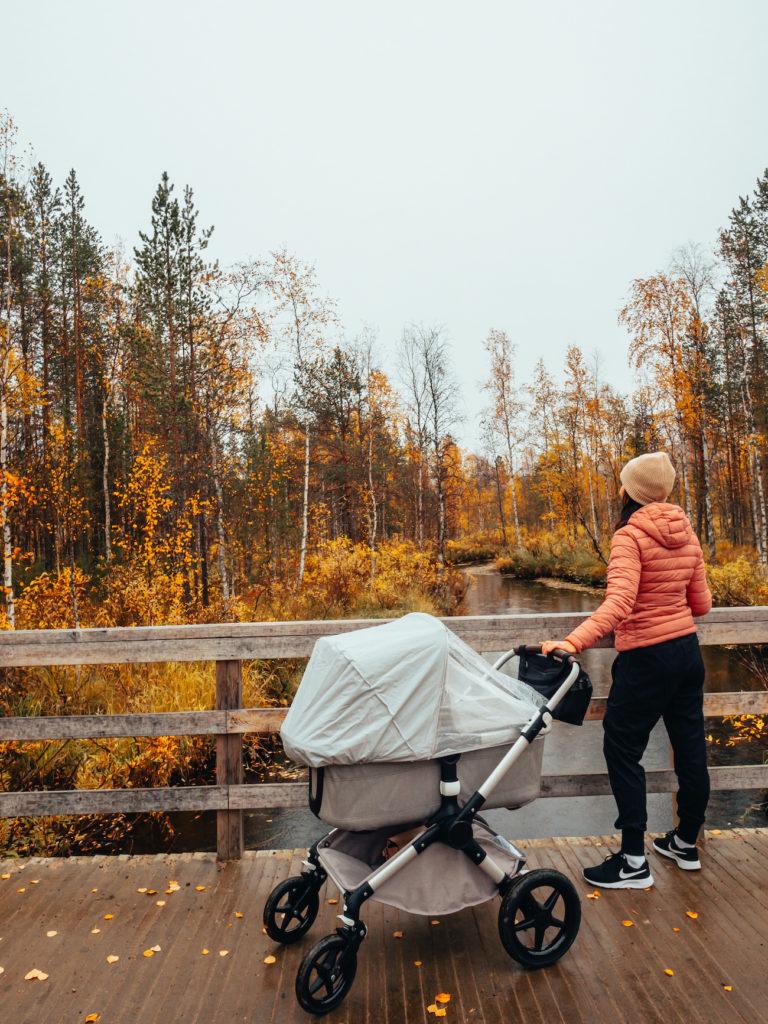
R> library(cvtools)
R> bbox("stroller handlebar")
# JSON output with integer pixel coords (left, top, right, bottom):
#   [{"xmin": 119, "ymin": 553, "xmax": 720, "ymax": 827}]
[
  {"xmin": 491, "ymin": 644, "xmax": 579, "ymax": 673},
  {"xmin": 514, "ymin": 643, "xmax": 578, "ymax": 666}
]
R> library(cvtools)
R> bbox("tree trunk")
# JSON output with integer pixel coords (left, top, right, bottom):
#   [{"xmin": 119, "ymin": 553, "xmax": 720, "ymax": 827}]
[
  {"xmin": 742, "ymin": 381, "xmax": 768, "ymax": 564},
  {"xmin": 367, "ymin": 429, "xmax": 377, "ymax": 582},
  {"xmin": 297, "ymin": 423, "xmax": 310, "ymax": 585},
  {"xmin": 494, "ymin": 457, "xmax": 508, "ymax": 546},
  {"xmin": 675, "ymin": 409, "xmax": 693, "ymax": 520},
  {"xmin": 416, "ymin": 446, "xmax": 424, "ymax": 548},
  {"xmin": 1, "ymin": 225, "xmax": 14, "ymax": 626},
  {"xmin": 210, "ymin": 437, "xmax": 229, "ymax": 604},
  {"xmin": 0, "ymin": 377, "xmax": 14, "ymax": 627},
  {"xmin": 102, "ymin": 393, "xmax": 112, "ymax": 562}
]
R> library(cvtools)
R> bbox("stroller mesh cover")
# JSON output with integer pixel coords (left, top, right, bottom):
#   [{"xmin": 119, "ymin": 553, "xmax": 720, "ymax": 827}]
[
  {"xmin": 282, "ymin": 613, "xmax": 547, "ymax": 831},
  {"xmin": 281, "ymin": 612, "xmax": 545, "ymax": 766}
]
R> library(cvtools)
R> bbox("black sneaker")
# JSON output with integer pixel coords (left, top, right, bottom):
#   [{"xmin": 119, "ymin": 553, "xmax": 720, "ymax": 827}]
[
  {"xmin": 652, "ymin": 831, "xmax": 701, "ymax": 870},
  {"xmin": 583, "ymin": 852, "xmax": 654, "ymax": 889}
]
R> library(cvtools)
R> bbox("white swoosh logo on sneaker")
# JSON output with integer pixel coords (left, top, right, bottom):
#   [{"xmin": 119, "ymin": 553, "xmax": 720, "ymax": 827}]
[{"xmin": 619, "ymin": 867, "xmax": 645, "ymax": 879}]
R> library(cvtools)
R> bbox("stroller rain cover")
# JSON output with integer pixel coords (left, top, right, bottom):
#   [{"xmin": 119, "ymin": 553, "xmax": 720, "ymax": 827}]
[{"xmin": 281, "ymin": 612, "xmax": 545, "ymax": 767}]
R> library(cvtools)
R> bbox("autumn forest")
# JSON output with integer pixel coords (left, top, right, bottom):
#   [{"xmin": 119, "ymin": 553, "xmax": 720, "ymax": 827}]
[{"xmin": 2, "ymin": 112, "xmax": 768, "ymax": 633}]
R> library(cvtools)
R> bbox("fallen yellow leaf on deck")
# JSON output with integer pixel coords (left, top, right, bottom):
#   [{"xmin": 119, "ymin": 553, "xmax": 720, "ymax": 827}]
[
  {"xmin": 586, "ymin": 891, "xmax": 600, "ymax": 899},
  {"xmin": 195, "ymin": 886, "xmax": 206, "ymax": 892},
  {"xmin": 622, "ymin": 920, "xmax": 634, "ymax": 927},
  {"xmin": 1, "ymin": 873, "xmax": 10, "ymax": 879},
  {"xmin": 91, "ymin": 928, "xmax": 100, "ymax": 934},
  {"xmin": 392, "ymin": 930, "xmax": 404, "ymax": 938},
  {"xmin": 103, "ymin": 914, "xmax": 113, "ymax": 921},
  {"xmin": 264, "ymin": 955, "xmax": 277, "ymax": 964},
  {"xmin": 46, "ymin": 930, "xmax": 57, "ymax": 938},
  {"xmin": 91, "ymin": 888, "xmax": 98, "ymax": 893},
  {"xmin": 106, "ymin": 955, "xmax": 119, "ymax": 964},
  {"xmin": 137, "ymin": 888, "xmax": 147, "ymax": 894},
  {"xmin": 664, "ymin": 968, "xmax": 675, "ymax": 976},
  {"xmin": 156, "ymin": 900, "xmax": 166, "ymax": 907},
  {"xmin": 30, "ymin": 879, "xmax": 40, "ymax": 885},
  {"xmin": 686, "ymin": 911, "xmax": 698, "ymax": 919},
  {"xmin": 84, "ymin": 1015, "xmax": 100, "ymax": 1023},
  {"xmin": 151, "ymin": 945, "xmax": 161, "ymax": 952},
  {"xmin": 235, "ymin": 912, "xmax": 243, "ymax": 919},
  {"xmin": 430, "ymin": 919, "xmax": 440, "ymax": 926},
  {"xmin": 0, "ymin": 967, "xmax": 4, "ymax": 975},
  {"xmin": 435, "ymin": 1011, "xmax": 447, "ymax": 1019},
  {"xmin": 219, "ymin": 950, "xmax": 229, "ymax": 957},
  {"xmin": 17, "ymin": 888, "xmax": 26, "ymax": 893},
  {"xmin": 427, "ymin": 1005, "xmax": 438, "ymax": 1014},
  {"xmin": 711, "ymin": 829, "xmax": 722, "ymax": 836},
  {"xmin": 327, "ymin": 898, "xmax": 338, "ymax": 905},
  {"xmin": 722, "ymin": 984, "xmax": 733, "ymax": 992},
  {"xmin": 25, "ymin": 969, "xmax": 49, "ymax": 981},
  {"xmin": 201, "ymin": 948, "xmax": 209, "ymax": 955},
  {"xmin": 436, "ymin": 993, "xmax": 451, "ymax": 1003},
  {"xmin": 167, "ymin": 882, "xmax": 180, "ymax": 892},
  {"xmin": 147, "ymin": 889, "xmax": 158, "ymax": 895},
  {"xmin": 672, "ymin": 927, "xmax": 681, "ymax": 933},
  {"xmin": 414, "ymin": 960, "xmax": 423, "ymax": 967},
  {"xmin": 143, "ymin": 949, "xmax": 155, "ymax": 958}
]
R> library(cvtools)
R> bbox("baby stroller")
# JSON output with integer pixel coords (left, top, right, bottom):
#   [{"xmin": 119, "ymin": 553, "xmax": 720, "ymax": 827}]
[{"xmin": 263, "ymin": 613, "xmax": 592, "ymax": 1015}]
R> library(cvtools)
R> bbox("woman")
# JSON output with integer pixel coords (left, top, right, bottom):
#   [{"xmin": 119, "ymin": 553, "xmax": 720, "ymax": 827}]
[{"xmin": 541, "ymin": 451, "xmax": 712, "ymax": 889}]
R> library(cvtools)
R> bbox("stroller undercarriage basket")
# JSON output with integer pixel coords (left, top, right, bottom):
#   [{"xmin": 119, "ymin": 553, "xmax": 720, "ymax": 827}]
[{"xmin": 317, "ymin": 820, "xmax": 525, "ymax": 915}]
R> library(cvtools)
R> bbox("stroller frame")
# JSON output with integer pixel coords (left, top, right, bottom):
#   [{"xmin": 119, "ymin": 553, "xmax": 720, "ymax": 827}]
[{"xmin": 264, "ymin": 645, "xmax": 583, "ymax": 1015}]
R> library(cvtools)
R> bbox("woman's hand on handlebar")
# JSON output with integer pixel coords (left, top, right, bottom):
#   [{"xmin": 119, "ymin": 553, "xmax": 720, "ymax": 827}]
[{"xmin": 541, "ymin": 640, "xmax": 577, "ymax": 657}]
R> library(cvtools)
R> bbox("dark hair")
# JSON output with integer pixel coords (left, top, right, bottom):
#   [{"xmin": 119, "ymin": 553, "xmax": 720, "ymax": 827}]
[{"xmin": 614, "ymin": 493, "xmax": 643, "ymax": 532}]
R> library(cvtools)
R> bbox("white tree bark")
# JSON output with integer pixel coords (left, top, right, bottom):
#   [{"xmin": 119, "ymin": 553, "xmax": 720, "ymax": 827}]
[
  {"xmin": 210, "ymin": 435, "xmax": 230, "ymax": 603},
  {"xmin": 2, "ymin": 220, "xmax": 15, "ymax": 626},
  {"xmin": 102, "ymin": 393, "xmax": 112, "ymax": 562},
  {"xmin": 297, "ymin": 422, "xmax": 311, "ymax": 585}
]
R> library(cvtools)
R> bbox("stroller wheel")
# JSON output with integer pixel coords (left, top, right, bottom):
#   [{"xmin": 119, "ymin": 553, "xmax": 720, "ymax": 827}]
[
  {"xmin": 296, "ymin": 933, "xmax": 358, "ymax": 1015},
  {"xmin": 263, "ymin": 875, "xmax": 320, "ymax": 945},
  {"xmin": 498, "ymin": 868, "xmax": 581, "ymax": 968}
]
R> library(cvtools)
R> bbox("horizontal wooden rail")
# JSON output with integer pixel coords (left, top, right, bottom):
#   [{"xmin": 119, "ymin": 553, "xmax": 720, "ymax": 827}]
[
  {"xmin": 3, "ymin": 764, "xmax": 768, "ymax": 818},
  {"xmin": 2, "ymin": 691, "xmax": 767, "ymax": 742},
  {"xmin": 0, "ymin": 606, "xmax": 766, "ymax": 666},
  {"xmin": 1, "ymin": 606, "xmax": 767, "ymax": 860}
]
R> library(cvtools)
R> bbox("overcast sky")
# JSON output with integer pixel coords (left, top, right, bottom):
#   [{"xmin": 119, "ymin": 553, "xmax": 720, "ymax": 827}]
[{"xmin": 3, "ymin": 0, "xmax": 768, "ymax": 446}]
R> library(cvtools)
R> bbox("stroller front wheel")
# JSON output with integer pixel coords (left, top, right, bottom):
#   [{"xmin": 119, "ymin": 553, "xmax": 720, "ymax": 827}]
[
  {"xmin": 296, "ymin": 933, "xmax": 358, "ymax": 1015},
  {"xmin": 498, "ymin": 868, "xmax": 581, "ymax": 968},
  {"xmin": 263, "ymin": 874, "xmax": 320, "ymax": 945}
]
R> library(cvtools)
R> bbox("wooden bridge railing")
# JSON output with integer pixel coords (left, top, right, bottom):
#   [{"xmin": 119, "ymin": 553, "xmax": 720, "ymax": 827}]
[{"xmin": 1, "ymin": 607, "xmax": 768, "ymax": 860}]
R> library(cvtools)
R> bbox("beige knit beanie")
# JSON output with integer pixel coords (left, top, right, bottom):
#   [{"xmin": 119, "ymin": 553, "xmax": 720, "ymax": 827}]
[{"xmin": 620, "ymin": 451, "xmax": 676, "ymax": 505}]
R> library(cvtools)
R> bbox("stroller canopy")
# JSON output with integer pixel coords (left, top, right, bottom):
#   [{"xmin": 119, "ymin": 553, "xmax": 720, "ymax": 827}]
[{"xmin": 281, "ymin": 612, "xmax": 544, "ymax": 767}]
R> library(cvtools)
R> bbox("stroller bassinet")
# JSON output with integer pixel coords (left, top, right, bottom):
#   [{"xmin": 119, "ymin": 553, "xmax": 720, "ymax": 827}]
[{"xmin": 308, "ymin": 740, "xmax": 543, "ymax": 830}]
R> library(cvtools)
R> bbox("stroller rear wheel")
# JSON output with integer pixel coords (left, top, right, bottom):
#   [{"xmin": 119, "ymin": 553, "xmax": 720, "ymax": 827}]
[
  {"xmin": 263, "ymin": 874, "xmax": 320, "ymax": 945},
  {"xmin": 498, "ymin": 868, "xmax": 581, "ymax": 968},
  {"xmin": 296, "ymin": 933, "xmax": 358, "ymax": 1015}
]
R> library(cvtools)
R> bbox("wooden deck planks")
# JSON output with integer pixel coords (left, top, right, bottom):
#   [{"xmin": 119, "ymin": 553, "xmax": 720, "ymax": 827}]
[{"xmin": 1, "ymin": 831, "xmax": 768, "ymax": 1024}]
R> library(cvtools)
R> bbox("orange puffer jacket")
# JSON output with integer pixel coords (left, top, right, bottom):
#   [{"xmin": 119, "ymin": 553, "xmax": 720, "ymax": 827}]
[{"xmin": 564, "ymin": 503, "xmax": 712, "ymax": 653}]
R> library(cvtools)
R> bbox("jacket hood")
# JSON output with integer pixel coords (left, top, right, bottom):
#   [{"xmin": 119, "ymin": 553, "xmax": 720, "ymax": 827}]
[{"xmin": 626, "ymin": 502, "xmax": 692, "ymax": 548}]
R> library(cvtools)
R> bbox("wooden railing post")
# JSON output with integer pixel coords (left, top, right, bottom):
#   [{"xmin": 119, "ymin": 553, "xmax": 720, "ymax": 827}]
[{"xmin": 216, "ymin": 659, "xmax": 244, "ymax": 861}]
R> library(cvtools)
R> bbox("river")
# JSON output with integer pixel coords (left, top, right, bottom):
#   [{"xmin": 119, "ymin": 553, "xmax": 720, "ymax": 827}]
[{"xmin": 140, "ymin": 567, "xmax": 768, "ymax": 852}]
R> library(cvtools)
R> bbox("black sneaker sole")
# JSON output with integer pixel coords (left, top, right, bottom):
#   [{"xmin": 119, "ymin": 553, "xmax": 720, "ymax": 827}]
[
  {"xmin": 652, "ymin": 841, "xmax": 701, "ymax": 871},
  {"xmin": 582, "ymin": 870, "xmax": 654, "ymax": 890}
]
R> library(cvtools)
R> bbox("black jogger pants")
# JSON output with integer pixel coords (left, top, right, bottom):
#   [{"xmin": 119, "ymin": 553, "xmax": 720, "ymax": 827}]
[{"xmin": 602, "ymin": 632, "xmax": 710, "ymax": 855}]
